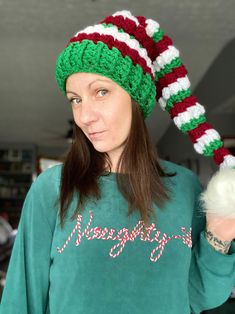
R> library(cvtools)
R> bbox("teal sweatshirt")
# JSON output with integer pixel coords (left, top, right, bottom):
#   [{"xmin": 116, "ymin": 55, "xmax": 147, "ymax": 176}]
[{"xmin": 0, "ymin": 160, "xmax": 235, "ymax": 314}]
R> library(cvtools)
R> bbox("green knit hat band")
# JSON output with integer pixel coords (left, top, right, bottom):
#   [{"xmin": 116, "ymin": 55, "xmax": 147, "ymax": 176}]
[
  {"xmin": 56, "ymin": 40, "xmax": 156, "ymax": 118},
  {"xmin": 55, "ymin": 9, "xmax": 235, "ymax": 168}
]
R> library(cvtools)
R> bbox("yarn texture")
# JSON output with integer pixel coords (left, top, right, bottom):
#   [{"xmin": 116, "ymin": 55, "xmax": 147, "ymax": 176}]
[{"xmin": 55, "ymin": 10, "xmax": 235, "ymax": 169}]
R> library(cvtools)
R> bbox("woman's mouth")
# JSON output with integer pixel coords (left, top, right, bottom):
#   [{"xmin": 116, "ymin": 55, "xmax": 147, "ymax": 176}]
[{"xmin": 88, "ymin": 131, "xmax": 106, "ymax": 139}]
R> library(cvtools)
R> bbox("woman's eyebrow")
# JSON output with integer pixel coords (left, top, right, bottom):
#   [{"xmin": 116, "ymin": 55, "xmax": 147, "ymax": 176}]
[
  {"xmin": 88, "ymin": 78, "xmax": 112, "ymax": 87},
  {"xmin": 66, "ymin": 91, "xmax": 79, "ymax": 96},
  {"xmin": 66, "ymin": 79, "xmax": 112, "ymax": 95}
]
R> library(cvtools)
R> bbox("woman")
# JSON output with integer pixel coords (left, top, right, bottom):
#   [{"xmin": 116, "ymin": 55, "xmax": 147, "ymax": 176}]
[{"xmin": 1, "ymin": 10, "xmax": 235, "ymax": 314}]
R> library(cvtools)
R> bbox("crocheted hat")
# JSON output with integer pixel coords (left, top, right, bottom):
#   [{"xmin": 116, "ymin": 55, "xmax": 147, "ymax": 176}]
[{"xmin": 55, "ymin": 10, "xmax": 235, "ymax": 171}]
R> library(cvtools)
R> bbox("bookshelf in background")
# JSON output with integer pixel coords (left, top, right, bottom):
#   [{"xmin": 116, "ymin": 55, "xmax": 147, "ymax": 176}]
[{"xmin": 0, "ymin": 144, "xmax": 36, "ymax": 229}]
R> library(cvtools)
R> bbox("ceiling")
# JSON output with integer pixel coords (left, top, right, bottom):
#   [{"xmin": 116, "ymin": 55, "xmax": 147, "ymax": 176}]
[{"xmin": 1, "ymin": 0, "xmax": 235, "ymax": 155}]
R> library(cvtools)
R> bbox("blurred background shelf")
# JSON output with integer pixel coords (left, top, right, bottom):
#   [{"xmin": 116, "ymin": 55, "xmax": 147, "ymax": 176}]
[{"xmin": 0, "ymin": 143, "xmax": 37, "ymax": 229}]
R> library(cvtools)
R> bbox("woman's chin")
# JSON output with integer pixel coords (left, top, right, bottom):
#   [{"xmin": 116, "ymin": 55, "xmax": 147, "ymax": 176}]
[{"xmin": 91, "ymin": 142, "xmax": 111, "ymax": 153}]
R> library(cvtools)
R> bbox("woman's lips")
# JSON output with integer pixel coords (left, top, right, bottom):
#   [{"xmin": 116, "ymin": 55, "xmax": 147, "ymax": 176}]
[{"xmin": 88, "ymin": 130, "xmax": 106, "ymax": 139}]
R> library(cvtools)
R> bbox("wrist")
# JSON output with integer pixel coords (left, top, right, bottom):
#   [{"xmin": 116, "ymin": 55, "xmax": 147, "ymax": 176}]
[
  {"xmin": 206, "ymin": 219, "xmax": 234, "ymax": 242},
  {"xmin": 205, "ymin": 229, "xmax": 231, "ymax": 254}
]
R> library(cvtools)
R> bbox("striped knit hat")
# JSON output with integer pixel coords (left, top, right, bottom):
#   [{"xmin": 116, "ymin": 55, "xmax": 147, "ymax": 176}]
[{"xmin": 55, "ymin": 10, "xmax": 235, "ymax": 170}]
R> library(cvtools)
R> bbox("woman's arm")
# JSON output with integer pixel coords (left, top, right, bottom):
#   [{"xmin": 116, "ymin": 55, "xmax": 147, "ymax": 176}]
[
  {"xmin": 0, "ymin": 167, "xmax": 58, "ymax": 314},
  {"xmin": 188, "ymin": 177, "xmax": 235, "ymax": 314},
  {"xmin": 204, "ymin": 229, "xmax": 231, "ymax": 254}
]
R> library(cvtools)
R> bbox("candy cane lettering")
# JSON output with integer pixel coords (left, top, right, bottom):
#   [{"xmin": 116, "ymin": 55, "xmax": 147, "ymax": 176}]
[{"xmin": 57, "ymin": 210, "xmax": 192, "ymax": 262}]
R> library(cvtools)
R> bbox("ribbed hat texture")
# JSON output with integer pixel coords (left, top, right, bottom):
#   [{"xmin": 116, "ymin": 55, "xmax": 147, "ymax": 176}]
[{"xmin": 55, "ymin": 10, "xmax": 235, "ymax": 169}]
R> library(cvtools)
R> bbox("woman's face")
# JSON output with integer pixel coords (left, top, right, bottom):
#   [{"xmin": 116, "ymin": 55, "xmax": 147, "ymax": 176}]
[{"xmin": 66, "ymin": 72, "xmax": 132, "ymax": 169}]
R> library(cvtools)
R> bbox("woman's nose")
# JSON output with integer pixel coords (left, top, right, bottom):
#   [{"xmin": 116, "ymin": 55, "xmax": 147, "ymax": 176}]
[{"xmin": 78, "ymin": 99, "xmax": 97, "ymax": 125}]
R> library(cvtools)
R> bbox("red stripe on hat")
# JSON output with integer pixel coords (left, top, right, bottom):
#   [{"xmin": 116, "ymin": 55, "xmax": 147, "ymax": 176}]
[
  {"xmin": 213, "ymin": 147, "xmax": 231, "ymax": 165},
  {"xmin": 100, "ymin": 15, "xmax": 137, "ymax": 35},
  {"xmin": 135, "ymin": 16, "xmax": 175, "ymax": 62},
  {"xmin": 70, "ymin": 33, "xmax": 154, "ymax": 80},
  {"xmin": 156, "ymin": 65, "xmax": 188, "ymax": 100},
  {"xmin": 136, "ymin": 16, "xmax": 147, "ymax": 27},
  {"xmin": 169, "ymin": 96, "xmax": 197, "ymax": 118},
  {"xmin": 187, "ymin": 122, "xmax": 213, "ymax": 143},
  {"xmin": 101, "ymin": 15, "xmax": 157, "ymax": 61},
  {"xmin": 152, "ymin": 36, "xmax": 173, "ymax": 60},
  {"xmin": 136, "ymin": 16, "xmax": 169, "ymax": 61}
]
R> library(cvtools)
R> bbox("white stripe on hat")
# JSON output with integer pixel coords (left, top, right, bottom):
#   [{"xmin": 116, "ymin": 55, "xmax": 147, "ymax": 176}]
[
  {"xmin": 153, "ymin": 46, "xmax": 180, "ymax": 72},
  {"xmin": 145, "ymin": 19, "xmax": 160, "ymax": 37},
  {"xmin": 112, "ymin": 10, "xmax": 140, "ymax": 25},
  {"xmin": 162, "ymin": 76, "xmax": 190, "ymax": 100},
  {"xmin": 193, "ymin": 129, "xmax": 221, "ymax": 154},
  {"xmin": 173, "ymin": 103, "xmax": 205, "ymax": 128},
  {"xmin": 158, "ymin": 76, "xmax": 190, "ymax": 110},
  {"xmin": 76, "ymin": 24, "xmax": 154, "ymax": 76},
  {"xmin": 220, "ymin": 155, "xmax": 235, "ymax": 169}
]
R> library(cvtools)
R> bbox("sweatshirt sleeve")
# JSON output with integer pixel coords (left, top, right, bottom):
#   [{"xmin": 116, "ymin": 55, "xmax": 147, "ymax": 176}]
[
  {"xmin": 189, "ymin": 175, "xmax": 235, "ymax": 314},
  {"xmin": 0, "ymin": 166, "xmax": 59, "ymax": 314}
]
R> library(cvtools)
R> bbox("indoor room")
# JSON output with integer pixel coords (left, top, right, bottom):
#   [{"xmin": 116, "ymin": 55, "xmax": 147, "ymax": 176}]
[{"xmin": 0, "ymin": 1, "xmax": 235, "ymax": 313}]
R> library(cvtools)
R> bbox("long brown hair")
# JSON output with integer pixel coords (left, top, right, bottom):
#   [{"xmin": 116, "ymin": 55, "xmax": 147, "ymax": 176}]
[{"xmin": 59, "ymin": 99, "xmax": 175, "ymax": 228}]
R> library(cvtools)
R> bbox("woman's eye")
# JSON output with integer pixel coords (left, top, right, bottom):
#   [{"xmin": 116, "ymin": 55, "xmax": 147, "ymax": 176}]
[
  {"xmin": 68, "ymin": 89, "xmax": 108, "ymax": 105},
  {"xmin": 97, "ymin": 89, "xmax": 108, "ymax": 97},
  {"xmin": 70, "ymin": 98, "xmax": 81, "ymax": 105}
]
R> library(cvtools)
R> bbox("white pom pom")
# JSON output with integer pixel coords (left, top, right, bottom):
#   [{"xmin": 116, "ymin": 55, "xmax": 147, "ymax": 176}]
[{"xmin": 200, "ymin": 168, "xmax": 235, "ymax": 218}]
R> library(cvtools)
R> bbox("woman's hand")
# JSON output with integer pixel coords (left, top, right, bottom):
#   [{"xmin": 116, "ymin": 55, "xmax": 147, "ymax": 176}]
[
  {"xmin": 199, "ymin": 167, "xmax": 235, "ymax": 253},
  {"xmin": 206, "ymin": 214, "xmax": 235, "ymax": 242},
  {"xmin": 205, "ymin": 214, "xmax": 235, "ymax": 254}
]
